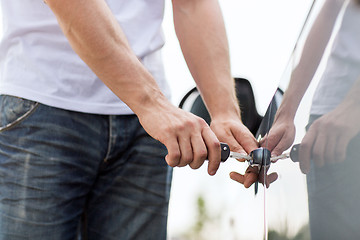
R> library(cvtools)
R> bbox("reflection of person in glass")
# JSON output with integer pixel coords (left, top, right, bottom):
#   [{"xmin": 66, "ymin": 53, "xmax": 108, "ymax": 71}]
[{"xmin": 262, "ymin": 0, "xmax": 360, "ymax": 238}]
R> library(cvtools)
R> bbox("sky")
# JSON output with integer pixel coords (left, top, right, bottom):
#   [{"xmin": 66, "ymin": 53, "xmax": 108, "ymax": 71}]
[{"xmin": 0, "ymin": 0, "xmax": 322, "ymax": 239}]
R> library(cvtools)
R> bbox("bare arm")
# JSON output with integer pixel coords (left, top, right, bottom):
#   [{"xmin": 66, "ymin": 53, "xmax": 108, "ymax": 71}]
[
  {"xmin": 261, "ymin": 0, "xmax": 345, "ymax": 156},
  {"xmin": 45, "ymin": 0, "xmax": 223, "ymax": 175},
  {"xmin": 172, "ymin": 0, "xmax": 258, "ymax": 155},
  {"xmin": 45, "ymin": 0, "xmax": 165, "ymax": 114},
  {"xmin": 278, "ymin": 0, "xmax": 345, "ymax": 119}
]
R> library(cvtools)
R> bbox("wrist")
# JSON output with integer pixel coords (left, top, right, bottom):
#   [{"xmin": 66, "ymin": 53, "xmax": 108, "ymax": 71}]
[
  {"xmin": 209, "ymin": 104, "xmax": 241, "ymax": 123},
  {"xmin": 274, "ymin": 103, "xmax": 297, "ymax": 123},
  {"xmin": 207, "ymin": 92, "xmax": 241, "ymax": 120},
  {"xmin": 131, "ymin": 89, "xmax": 172, "ymax": 118}
]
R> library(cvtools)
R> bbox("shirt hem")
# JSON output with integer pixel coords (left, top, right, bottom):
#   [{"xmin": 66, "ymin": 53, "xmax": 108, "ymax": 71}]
[{"xmin": 0, "ymin": 86, "xmax": 137, "ymax": 115}]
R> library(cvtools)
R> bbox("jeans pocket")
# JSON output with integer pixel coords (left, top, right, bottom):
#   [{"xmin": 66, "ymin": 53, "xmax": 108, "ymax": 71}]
[{"xmin": 0, "ymin": 95, "xmax": 39, "ymax": 131}]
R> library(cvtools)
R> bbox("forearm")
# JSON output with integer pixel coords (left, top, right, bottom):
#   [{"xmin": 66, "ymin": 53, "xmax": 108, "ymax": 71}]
[
  {"xmin": 45, "ymin": 0, "xmax": 169, "ymax": 116},
  {"xmin": 172, "ymin": 0, "xmax": 240, "ymax": 120},
  {"xmin": 278, "ymin": 0, "xmax": 345, "ymax": 119},
  {"xmin": 339, "ymin": 76, "xmax": 360, "ymax": 111}
]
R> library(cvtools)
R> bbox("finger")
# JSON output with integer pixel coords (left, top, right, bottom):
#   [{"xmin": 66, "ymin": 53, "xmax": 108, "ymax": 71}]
[
  {"xmin": 324, "ymin": 135, "xmax": 337, "ymax": 164},
  {"xmin": 258, "ymin": 133, "xmax": 268, "ymax": 147},
  {"xmin": 312, "ymin": 132, "xmax": 326, "ymax": 168},
  {"xmin": 335, "ymin": 135, "xmax": 350, "ymax": 163},
  {"xmin": 272, "ymin": 134, "xmax": 295, "ymax": 157},
  {"xmin": 299, "ymin": 127, "xmax": 317, "ymax": 174},
  {"xmin": 231, "ymin": 127, "xmax": 258, "ymax": 153},
  {"xmin": 164, "ymin": 138, "xmax": 181, "ymax": 167},
  {"xmin": 261, "ymin": 131, "xmax": 279, "ymax": 152},
  {"xmin": 189, "ymin": 135, "xmax": 207, "ymax": 169},
  {"xmin": 271, "ymin": 144, "xmax": 287, "ymax": 158},
  {"xmin": 224, "ymin": 137, "xmax": 251, "ymax": 162},
  {"xmin": 202, "ymin": 126, "xmax": 221, "ymax": 175},
  {"xmin": 234, "ymin": 157, "xmax": 247, "ymax": 163},
  {"xmin": 177, "ymin": 136, "xmax": 193, "ymax": 167},
  {"xmin": 226, "ymin": 136, "xmax": 247, "ymax": 155}
]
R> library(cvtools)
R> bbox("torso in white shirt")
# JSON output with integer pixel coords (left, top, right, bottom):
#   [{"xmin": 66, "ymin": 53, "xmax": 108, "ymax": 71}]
[
  {"xmin": 0, "ymin": 0, "xmax": 170, "ymax": 115},
  {"xmin": 310, "ymin": 0, "xmax": 360, "ymax": 115}
]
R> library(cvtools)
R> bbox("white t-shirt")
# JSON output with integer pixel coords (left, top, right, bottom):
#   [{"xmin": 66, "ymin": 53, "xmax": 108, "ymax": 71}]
[
  {"xmin": 0, "ymin": 0, "xmax": 170, "ymax": 115},
  {"xmin": 310, "ymin": 0, "xmax": 360, "ymax": 115}
]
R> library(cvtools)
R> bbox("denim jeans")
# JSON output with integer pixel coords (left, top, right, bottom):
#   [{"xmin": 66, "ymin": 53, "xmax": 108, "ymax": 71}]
[
  {"xmin": 306, "ymin": 115, "xmax": 360, "ymax": 240},
  {"xmin": 0, "ymin": 95, "xmax": 172, "ymax": 240}
]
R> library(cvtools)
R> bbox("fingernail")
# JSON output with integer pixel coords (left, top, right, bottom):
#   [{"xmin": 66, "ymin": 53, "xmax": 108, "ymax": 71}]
[{"xmin": 239, "ymin": 150, "xmax": 247, "ymax": 155}]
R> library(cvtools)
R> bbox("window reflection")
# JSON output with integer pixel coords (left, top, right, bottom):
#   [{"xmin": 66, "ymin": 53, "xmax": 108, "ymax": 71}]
[{"xmin": 264, "ymin": 0, "xmax": 360, "ymax": 239}]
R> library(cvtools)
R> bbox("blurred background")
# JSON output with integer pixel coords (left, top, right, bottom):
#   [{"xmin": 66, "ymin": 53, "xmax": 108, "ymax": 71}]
[{"xmin": 162, "ymin": 0, "xmax": 326, "ymax": 239}]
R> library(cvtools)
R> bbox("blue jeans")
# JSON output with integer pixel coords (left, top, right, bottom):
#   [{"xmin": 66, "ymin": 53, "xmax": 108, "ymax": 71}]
[
  {"xmin": 306, "ymin": 115, "xmax": 360, "ymax": 239},
  {"xmin": 0, "ymin": 95, "xmax": 172, "ymax": 240}
]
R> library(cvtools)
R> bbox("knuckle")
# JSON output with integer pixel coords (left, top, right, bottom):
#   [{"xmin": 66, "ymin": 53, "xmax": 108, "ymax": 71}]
[
  {"xmin": 163, "ymin": 125, "xmax": 174, "ymax": 135},
  {"xmin": 167, "ymin": 123, "xmax": 184, "ymax": 133},
  {"xmin": 189, "ymin": 162, "xmax": 202, "ymax": 169},
  {"xmin": 312, "ymin": 149, "xmax": 321, "ymax": 161},
  {"xmin": 178, "ymin": 123, "xmax": 187, "ymax": 132},
  {"xmin": 210, "ymin": 140, "xmax": 220, "ymax": 149},
  {"xmin": 197, "ymin": 118, "xmax": 208, "ymax": 127},
  {"xmin": 181, "ymin": 155, "xmax": 193, "ymax": 165},
  {"xmin": 198, "ymin": 150, "xmax": 208, "ymax": 160},
  {"xmin": 194, "ymin": 148, "xmax": 208, "ymax": 160},
  {"xmin": 183, "ymin": 118, "xmax": 196, "ymax": 128},
  {"xmin": 164, "ymin": 121, "xmax": 188, "ymax": 133},
  {"xmin": 166, "ymin": 158, "xmax": 178, "ymax": 167},
  {"xmin": 169, "ymin": 152, "xmax": 181, "ymax": 163}
]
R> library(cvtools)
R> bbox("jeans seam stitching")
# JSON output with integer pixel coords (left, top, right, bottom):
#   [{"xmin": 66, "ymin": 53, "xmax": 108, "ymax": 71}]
[
  {"xmin": 103, "ymin": 115, "xmax": 112, "ymax": 162},
  {"xmin": 0, "ymin": 102, "xmax": 40, "ymax": 132}
]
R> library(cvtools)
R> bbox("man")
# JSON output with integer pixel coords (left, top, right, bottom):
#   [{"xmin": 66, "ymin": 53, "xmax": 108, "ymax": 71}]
[
  {"xmin": 259, "ymin": 0, "xmax": 360, "ymax": 238},
  {"xmin": 0, "ymin": 0, "xmax": 257, "ymax": 239}
]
